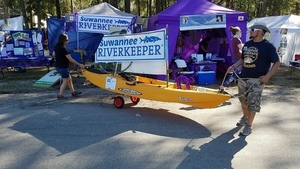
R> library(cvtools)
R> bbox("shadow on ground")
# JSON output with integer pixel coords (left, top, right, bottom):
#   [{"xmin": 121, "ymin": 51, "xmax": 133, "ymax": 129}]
[
  {"xmin": 177, "ymin": 127, "xmax": 247, "ymax": 169},
  {"xmin": 9, "ymin": 104, "xmax": 211, "ymax": 154}
]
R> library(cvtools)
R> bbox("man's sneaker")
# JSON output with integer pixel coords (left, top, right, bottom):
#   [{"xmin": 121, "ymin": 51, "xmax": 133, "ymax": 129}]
[
  {"xmin": 71, "ymin": 91, "xmax": 82, "ymax": 97},
  {"xmin": 240, "ymin": 125, "xmax": 252, "ymax": 136},
  {"xmin": 236, "ymin": 116, "xmax": 248, "ymax": 126}
]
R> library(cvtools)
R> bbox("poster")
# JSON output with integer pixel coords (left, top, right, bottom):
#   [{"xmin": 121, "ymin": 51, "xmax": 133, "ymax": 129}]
[{"xmin": 7, "ymin": 30, "xmax": 44, "ymax": 59}]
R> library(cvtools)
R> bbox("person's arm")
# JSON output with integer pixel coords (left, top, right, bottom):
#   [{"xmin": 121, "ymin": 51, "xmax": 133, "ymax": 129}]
[
  {"xmin": 260, "ymin": 61, "xmax": 280, "ymax": 84},
  {"xmin": 238, "ymin": 43, "xmax": 243, "ymax": 51},
  {"xmin": 200, "ymin": 45, "xmax": 208, "ymax": 52},
  {"xmin": 201, "ymin": 44, "xmax": 210, "ymax": 53},
  {"xmin": 65, "ymin": 54, "xmax": 85, "ymax": 69},
  {"xmin": 227, "ymin": 58, "xmax": 243, "ymax": 73}
]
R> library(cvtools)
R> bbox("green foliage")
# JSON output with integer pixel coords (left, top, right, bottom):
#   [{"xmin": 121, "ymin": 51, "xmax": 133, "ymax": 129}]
[
  {"xmin": 212, "ymin": 0, "xmax": 299, "ymax": 19},
  {"xmin": 2, "ymin": 0, "xmax": 299, "ymax": 29}
]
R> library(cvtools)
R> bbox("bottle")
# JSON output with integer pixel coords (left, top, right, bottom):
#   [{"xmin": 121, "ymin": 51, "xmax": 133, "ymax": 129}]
[{"xmin": 223, "ymin": 68, "xmax": 240, "ymax": 87}]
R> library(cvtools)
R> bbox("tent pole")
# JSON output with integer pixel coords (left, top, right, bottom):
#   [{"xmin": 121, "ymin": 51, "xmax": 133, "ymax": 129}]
[
  {"xmin": 166, "ymin": 25, "xmax": 169, "ymax": 87},
  {"xmin": 77, "ymin": 31, "xmax": 79, "ymax": 50}
]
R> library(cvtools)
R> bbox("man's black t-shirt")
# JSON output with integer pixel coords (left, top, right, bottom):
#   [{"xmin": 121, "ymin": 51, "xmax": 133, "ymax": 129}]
[
  {"xmin": 54, "ymin": 46, "xmax": 70, "ymax": 68},
  {"xmin": 240, "ymin": 39, "xmax": 279, "ymax": 78}
]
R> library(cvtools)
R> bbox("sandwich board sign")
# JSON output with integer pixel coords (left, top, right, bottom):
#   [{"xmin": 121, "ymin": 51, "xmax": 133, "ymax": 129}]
[{"xmin": 33, "ymin": 70, "xmax": 61, "ymax": 87}]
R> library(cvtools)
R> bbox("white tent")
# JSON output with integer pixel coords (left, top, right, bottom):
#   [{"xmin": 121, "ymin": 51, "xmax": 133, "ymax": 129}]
[
  {"xmin": 76, "ymin": 2, "xmax": 142, "ymax": 34},
  {"xmin": 247, "ymin": 15, "xmax": 300, "ymax": 65},
  {"xmin": 78, "ymin": 2, "xmax": 135, "ymax": 17},
  {"xmin": 78, "ymin": 2, "xmax": 143, "ymax": 24}
]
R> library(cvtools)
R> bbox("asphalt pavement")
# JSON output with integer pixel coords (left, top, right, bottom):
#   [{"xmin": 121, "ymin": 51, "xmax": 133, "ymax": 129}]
[{"xmin": 0, "ymin": 86, "xmax": 300, "ymax": 169}]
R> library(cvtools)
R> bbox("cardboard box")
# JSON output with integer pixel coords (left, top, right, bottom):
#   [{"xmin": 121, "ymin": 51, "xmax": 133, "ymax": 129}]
[{"xmin": 197, "ymin": 71, "xmax": 216, "ymax": 85}]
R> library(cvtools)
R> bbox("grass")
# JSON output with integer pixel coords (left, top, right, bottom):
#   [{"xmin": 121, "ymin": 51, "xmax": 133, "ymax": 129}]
[
  {"xmin": 267, "ymin": 66, "xmax": 300, "ymax": 88},
  {"xmin": 0, "ymin": 67, "xmax": 86, "ymax": 94},
  {"xmin": 0, "ymin": 66, "xmax": 299, "ymax": 94}
]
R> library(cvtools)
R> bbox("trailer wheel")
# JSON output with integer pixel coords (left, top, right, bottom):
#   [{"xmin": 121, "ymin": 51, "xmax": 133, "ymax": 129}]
[
  {"xmin": 114, "ymin": 96, "xmax": 124, "ymax": 109},
  {"xmin": 130, "ymin": 96, "xmax": 140, "ymax": 104}
]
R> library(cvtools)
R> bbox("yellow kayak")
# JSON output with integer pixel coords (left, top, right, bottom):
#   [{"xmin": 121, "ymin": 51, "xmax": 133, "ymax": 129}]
[{"xmin": 82, "ymin": 67, "xmax": 231, "ymax": 109}]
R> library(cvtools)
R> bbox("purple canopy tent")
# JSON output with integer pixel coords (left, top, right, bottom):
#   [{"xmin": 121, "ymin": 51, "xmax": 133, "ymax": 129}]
[{"xmin": 148, "ymin": 0, "xmax": 248, "ymax": 70}]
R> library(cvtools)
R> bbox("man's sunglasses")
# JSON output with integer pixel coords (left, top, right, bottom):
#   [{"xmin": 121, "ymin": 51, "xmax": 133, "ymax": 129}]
[{"xmin": 250, "ymin": 28, "xmax": 262, "ymax": 32}]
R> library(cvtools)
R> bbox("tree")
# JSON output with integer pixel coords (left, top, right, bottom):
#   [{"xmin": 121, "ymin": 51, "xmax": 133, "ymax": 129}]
[
  {"xmin": 125, "ymin": 0, "xmax": 130, "ymax": 13},
  {"xmin": 137, "ymin": 0, "xmax": 141, "ymax": 16},
  {"xmin": 55, "ymin": 0, "xmax": 61, "ymax": 18},
  {"xmin": 2, "ymin": 0, "xmax": 300, "ymax": 31},
  {"xmin": 2, "ymin": 0, "xmax": 10, "ymax": 26},
  {"xmin": 18, "ymin": 0, "xmax": 28, "ymax": 29},
  {"xmin": 148, "ymin": 0, "xmax": 152, "ymax": 16},
  {"xmin": 156, "ymin": 0, "xmax": 161, "ymax": 14},
  {"xmin": 111, "ymin": 0, "xmax": 118, "ymax": 8}
]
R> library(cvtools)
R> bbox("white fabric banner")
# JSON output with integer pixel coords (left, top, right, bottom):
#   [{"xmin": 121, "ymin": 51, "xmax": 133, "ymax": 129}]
[
  {"xmin": 95, "ymin": 29, "xmax": 168, "ymax": 75},
  {"xmin": 0, "ymin": 16, "xmax": 24, "ymax": 31},
  {"xmin": 121, "ymin": 60, "xmax": 167, "ymax": 75},
  {"xmin": 95, "ymin": 29, "xmax": 167, "ymax": 62}
]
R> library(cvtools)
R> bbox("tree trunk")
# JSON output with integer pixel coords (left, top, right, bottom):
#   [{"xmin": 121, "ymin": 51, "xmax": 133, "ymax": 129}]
[
  {"xmin": 29, "ymin": 10, "xmax": 33, "ymax": 29},
  {"xmin": 296, "ymin": 2, "xmax": 299, "ymax": 15},
  {"xmin": 111, "ymin": 0, "xmax": 118, "ymax": 8},
  {"xmin": 2, "ymin": 1, "xmax": 9, "ymax": 25},
  {"xmin": 125, "ymin": 0, "xmax": 130, "ymax": 13},
  {"xmin": 18, "ymin": 0, "xmax": 28, "ymax": 29},
  {"xmin": 55, "ymin": 0, "xmax": 61, "ymax": 19},
  {"xmin": 225, "ymin": 0, "xmax": 230, "ymax": 8},
  {"xmin": 261, "ymin": 0, "xmax": 268, "ymax": 17},
  {"xmin": 37, "ymin": 1, "xmax": 41, "ymax": 30},
  {"xmin": 148, "ymin": 0, "xmax": 152, "ymax": 16},
  {"xmin": 70, "ymin": 0, "xmax": 74, "ymax": 13},
  {"xmin": 137, "ymin": 0, "xmax": 140, "ymax": 16},
  {"xmin": 162, "ymin": 0, "xmax": 165, "ymax": 8},
  {"xmin": 156, "ymin": 0, "xmax": 161, "ymax": 14}
]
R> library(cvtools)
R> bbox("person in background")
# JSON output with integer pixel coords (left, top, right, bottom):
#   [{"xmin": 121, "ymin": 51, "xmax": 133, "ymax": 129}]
[
  {"xmin": 227, "ymin": 22, "xmax": 280, "ymax": 136},
  {"xmin": 197, "ymin": 37, "xmax": 211, "ymax": 60},
  {"xmin": 230, "ymin": 26, "xmax": 243, "ymax": 64},
  {"xmin": 53, "ymin": 33, "xmax": 85, "ymax": 99},
  {"xmin": 216, "ymin": 15, "xmax": 223, "ymax": 22}
]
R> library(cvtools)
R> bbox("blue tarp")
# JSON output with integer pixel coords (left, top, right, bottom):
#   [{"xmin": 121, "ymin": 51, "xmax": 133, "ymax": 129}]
[{"xmin": 47, "ymin": 18, "xmax": 104, "ymax": 62}]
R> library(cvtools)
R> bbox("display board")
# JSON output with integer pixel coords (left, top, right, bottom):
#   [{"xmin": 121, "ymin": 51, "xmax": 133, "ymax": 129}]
[{"xmin": 2, "ymin": 30, "xmax": 44, "ymax": 59}]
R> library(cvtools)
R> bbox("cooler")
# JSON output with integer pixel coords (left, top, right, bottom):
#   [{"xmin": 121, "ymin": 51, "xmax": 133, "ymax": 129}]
[{"xmin": 197, "ymin": 71, "xmax": 216, "ymax": 85}]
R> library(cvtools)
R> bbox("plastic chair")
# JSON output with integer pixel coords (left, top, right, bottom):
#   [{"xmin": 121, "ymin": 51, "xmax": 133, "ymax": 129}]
[
  {"xmin": 174, "ymin": 59, "xmax": 194, "ymax": 75},
  {"xmin": 173, "ymin": 59, "xmax": 195, "ymax": 89}
]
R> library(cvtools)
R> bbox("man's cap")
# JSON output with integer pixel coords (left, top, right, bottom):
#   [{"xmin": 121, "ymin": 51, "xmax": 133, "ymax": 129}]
[{"xmin": 250, "ymin": 21, "xmax": 270, "ymax": 33}]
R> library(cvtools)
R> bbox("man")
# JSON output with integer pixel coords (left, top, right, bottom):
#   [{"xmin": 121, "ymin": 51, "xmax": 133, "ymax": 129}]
[{"xmin": 227, "ymin": 22, "xmax": 280, "ymax": 136}]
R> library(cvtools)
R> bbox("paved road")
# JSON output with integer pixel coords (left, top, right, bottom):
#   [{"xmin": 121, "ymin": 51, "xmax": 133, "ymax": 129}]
[{"xmin": 0, "ymin": 86, "xmax": 300, "ymax": 169}]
